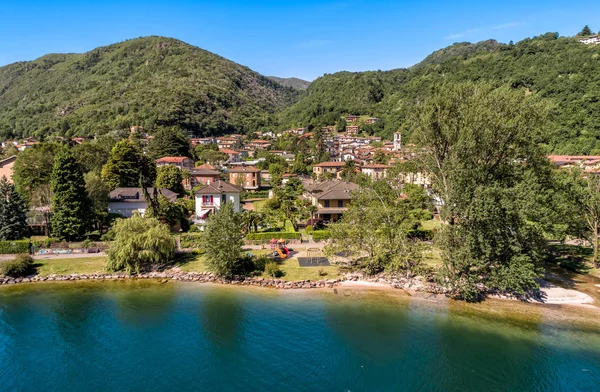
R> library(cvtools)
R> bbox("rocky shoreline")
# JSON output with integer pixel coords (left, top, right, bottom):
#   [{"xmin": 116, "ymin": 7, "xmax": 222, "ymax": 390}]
[
  {"xmin": 0, "ymin": 271, "xmax": 594, "ymax": 306},
  {"xmin": 0, "ymin": 271, "xmax": 437, "ymax": 291}
]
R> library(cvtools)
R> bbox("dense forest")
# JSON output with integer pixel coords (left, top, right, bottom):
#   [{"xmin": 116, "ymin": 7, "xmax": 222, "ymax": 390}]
[
  {"xmin": 3, "ymin": 32, "xmax": 600, "ymax": 153},
  {"xmin": 0, "ymin": 36, "xmax": 298, "ymax": 139}
]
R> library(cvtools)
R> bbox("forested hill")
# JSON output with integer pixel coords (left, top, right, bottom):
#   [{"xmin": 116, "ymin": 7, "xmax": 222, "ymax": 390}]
[
  {"xmin": 282, "ymin": 33, "xmax": 600, "ymax": 154},
  {"xmin": 267, "ymin": 76, "xmax": 311, "ymax": 90},
  {"xmin": 0, "ymin": 36, "xmax": 299, "ymax": 139}
]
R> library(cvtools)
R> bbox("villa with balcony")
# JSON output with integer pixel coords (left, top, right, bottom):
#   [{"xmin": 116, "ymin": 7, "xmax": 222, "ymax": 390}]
[{"xmin": 194, "ymin": 181, "xmax": 242, "ymax": 225}]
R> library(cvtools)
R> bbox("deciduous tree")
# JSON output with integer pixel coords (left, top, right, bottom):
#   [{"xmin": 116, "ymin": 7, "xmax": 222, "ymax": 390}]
[
  {"xmin": 202, "ymin": 203, "xmax": 243, "ymax": 278},
  {"xmin": 106, "ymin": 214, "xmax": 175, "ymax": 274}
]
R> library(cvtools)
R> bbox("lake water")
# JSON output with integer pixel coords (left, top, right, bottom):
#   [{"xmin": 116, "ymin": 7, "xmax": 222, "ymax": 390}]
[{"xmin": 0, "ymin": 281, "xmax": 599, "ymax": 391}]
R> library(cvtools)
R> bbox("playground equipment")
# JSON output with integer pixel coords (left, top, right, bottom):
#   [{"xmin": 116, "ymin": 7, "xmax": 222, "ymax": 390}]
[{"xmin": 269, "ymin": 238, "xmax": 290, "ymax": 259}]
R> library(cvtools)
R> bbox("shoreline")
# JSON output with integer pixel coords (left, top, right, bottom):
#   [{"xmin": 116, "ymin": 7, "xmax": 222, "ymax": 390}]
[{"xmin": 0, "ymin": 270, "xmax": 595, "ymax": 308}]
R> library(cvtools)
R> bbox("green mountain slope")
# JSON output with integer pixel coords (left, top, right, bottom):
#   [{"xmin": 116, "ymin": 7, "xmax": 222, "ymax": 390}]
[
  {"xmin": 282, "ymin": 32, "xmax": 600, "ymax": 154},
  {"xmin": 0, "ymin": 36, "xmax": 298, "ymax": 138},
  {"xmin": 267, "ymin": 76, "xmax": 311, "ymax": 90}
]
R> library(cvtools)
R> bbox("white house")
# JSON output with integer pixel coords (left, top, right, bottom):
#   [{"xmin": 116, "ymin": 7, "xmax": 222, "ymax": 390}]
[
  {"xmin": 107, "ymin": 188, "xmax": 178, "ymax": 217},
  {"xmin": 194, "ymin": 181, "xmax": 242, "ymax": 225}
]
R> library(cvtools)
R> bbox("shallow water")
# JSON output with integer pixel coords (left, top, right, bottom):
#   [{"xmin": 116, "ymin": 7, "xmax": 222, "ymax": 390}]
[{"xmin": 0, "ymin": 281, "xmax": 599, "ymax": 391}]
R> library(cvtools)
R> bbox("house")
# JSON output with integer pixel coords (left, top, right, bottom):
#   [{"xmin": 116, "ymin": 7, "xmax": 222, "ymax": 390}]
[
  {"xmin": 107, "ymin": 188, "xmax": 178, "ymax": 217},
  {"xmin": 579, "ymin": 35, "xmax": 600, "ymax": 45},
  {"xmin": 312, "ymin": 161, "xmax": 346, "ymax": 178},
  {"xmin": 248, "ymin": 140, "xmax": 272, "ymax": 150},
  {"xmin": 216, "ymin": 137, "xmax": 241, "ymax": 150},
  {"xmin": 191, "ymin": 137, "xmax": 216, "ymax": 146},
  {"xmin": 361, "ymin": 164, "xmax": 392, "ymax": 180},
  {"xmin": 194, "ymin": 181, "xmax": 242, "ymax": 224},
  {"xmin": 229, "ymin": 166, "xmax": 261, "ymax": 189},
  {"xmin": 304, "ymin": 180, "xmax": 359, "ymax": 222},
  {"xmin": 219, "ymin": 148, "xmax": 241, "ymax": 163},
  {"xmin": 187, "ymin": 164, "xmax": 221, "ymax": 189},
  {"xmin": 365, "ymin": 117, "xmax": 379, "ymax": 124},
  {"xmin": 400, "ymin": 171, "xmax": 432, "ymax": 188},
  {"xmin": 548, "ymin": 155, "xmax": 600, "ymax": 171},
  {"xmin": 0, "ymin": 155, "xmax": 16, "ymax": 182},
  {"xmin": 345, "ymin": 115, "xmax": 360, "ymax": 123},
  {"xmin": 156, "ymin": 156, "xmax": 194, "ymax": 170},
  {"xmin": 346, "ymin": 126, "xmax": 359, "ymax": 136}
]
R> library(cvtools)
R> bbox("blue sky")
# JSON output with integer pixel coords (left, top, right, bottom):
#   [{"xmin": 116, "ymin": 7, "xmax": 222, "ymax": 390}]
[{"xmin": 1, "ymin": 0, "xmax": 599, "ymax": 80}]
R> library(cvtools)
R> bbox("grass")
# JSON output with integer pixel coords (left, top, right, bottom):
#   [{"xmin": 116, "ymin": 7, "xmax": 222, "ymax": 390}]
[
  {"xmin": 266, "ymin": 258, "xmax": 339, "ymax": 281},
  {"xmin": 34, "ymin": 257, "xmax": 108, "ymax": 276}
]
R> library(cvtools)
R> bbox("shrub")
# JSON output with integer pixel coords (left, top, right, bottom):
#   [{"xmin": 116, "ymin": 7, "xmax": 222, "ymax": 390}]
[
  {"xmin": 252, "ymin": 255, "xmax": 269, "ymax": 272},
  {"xmin": 318, "ymin": 268, "xmax": 327, "ymax": 277},
  {"xmin": 178, "ymin": 233, "xmax": 204, "ymax": 249},
  {"xmin": 246, "ymin": 232, "xmax": 301, "ymax": 241},
  {"xmin": 0, "ymin": 254, "xmax": 34, "ymax": 277},
  {"xmin": 311, "ymin": 231, "xmax": 331, "ymax": 242},
  {"xmin": 264, "ymin": 261, "xmax": 283, "ymax": 278},
  {"xmin": 305, "ymin": 225, "xmax": 313, "ymax": 234},
  {"xmin": 0, "ymin": 240, "xmax": 30, "ymax": 254}
]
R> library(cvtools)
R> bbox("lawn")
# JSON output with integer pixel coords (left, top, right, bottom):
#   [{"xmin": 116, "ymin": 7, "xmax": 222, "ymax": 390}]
[
  {"xmin": 34, "ymin": 257, "xmax": 108, "ymax": 276},
  {"xmin": 174, "ymin": 250, "xmax": 339, "ymax": 281},
  {"xmin": 267, "ymin": 258, "xmax": 339, "ymax": 281}
]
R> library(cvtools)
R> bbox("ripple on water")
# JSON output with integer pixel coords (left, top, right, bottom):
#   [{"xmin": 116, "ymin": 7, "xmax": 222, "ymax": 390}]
[{"xmin": 0, "ymin": 281, "xmax": 599, "ymax": 391}]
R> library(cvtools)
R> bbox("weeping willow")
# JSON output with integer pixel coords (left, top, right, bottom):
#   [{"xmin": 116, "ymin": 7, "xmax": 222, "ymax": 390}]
[{"xmin": 106, "ymin": 214, "xmax": 175, "ymax": 274}]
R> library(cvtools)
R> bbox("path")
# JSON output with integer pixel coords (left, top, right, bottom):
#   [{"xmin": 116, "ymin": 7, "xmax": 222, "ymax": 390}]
[{"xmin": 0, "ymin": 252, "xmax": 107, "ymax": 261}]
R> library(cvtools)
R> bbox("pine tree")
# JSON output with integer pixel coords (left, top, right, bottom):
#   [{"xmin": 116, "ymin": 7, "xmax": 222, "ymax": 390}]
[
  {"xmin": 0, "ymin": 176, "xmax": 28, "ymax": 240},
  {"xmin": 579, "ymin": 25, "xmax": 593, "ymax": 36},
  {"xmin": 51, "ymin": 151, "xmax": 93, "ymax": 241}
]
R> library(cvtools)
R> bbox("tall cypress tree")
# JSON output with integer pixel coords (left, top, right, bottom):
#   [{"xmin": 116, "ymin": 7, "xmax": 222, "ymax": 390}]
[
  {"xmin": 0, "ymin": 176, "xmax": 28, "ymax": 240},
  {"xmin": 51, "ymin": 151, "xmax": 93, "ymax": 241}
]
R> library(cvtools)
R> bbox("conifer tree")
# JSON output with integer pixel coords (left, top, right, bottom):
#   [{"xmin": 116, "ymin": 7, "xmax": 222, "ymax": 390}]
[
  {"xmin": 0, "ymin": 176, "xmax": 28, "ymax": 240},
  {"xmin": 51, "ymin": 151, "xmax": 93, "ymax": 241}
]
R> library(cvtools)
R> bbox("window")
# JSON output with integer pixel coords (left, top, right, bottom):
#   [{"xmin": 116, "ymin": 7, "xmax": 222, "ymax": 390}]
[
  {"xmin": 324, "ymin": 200, "xmax": 330, "ymax": 208},
  {"xmin": 338, "ymin": 200, "xmax": 343, "ymax": 208}
]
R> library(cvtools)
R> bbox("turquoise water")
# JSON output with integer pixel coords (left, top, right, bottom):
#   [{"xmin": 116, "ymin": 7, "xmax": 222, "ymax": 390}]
[{"xmin": 1, "ymin": 281, "xmax": 599, "ymax": 391}]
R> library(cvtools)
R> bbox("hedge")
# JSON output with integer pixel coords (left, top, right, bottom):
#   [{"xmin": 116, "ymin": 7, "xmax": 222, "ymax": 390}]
[
  {"xmin": 311, "ymin": 231, "xmax": 331, "ymax": 242},
  {"xmin": 178, "ymin": 233, "xmax": 204, "ymax": 249},
  {"xmin": 0, "ymin": 240, "xmax": 31, "ymax": 254},
  {"xmin": 245, "ymin": 232, "xmax": 301, "ymax": 241}
]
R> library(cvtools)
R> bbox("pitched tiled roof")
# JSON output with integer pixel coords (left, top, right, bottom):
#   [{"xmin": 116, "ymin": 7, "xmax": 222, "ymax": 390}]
[
  {"xmin": 195, "ymin": 181, "xmax": 242, "ymax": 195},
  {"xmin": 156, "ymin": 156, "xmax": 190, "ymax": 163},
  {"xmin": 306, "ymin": 180, "xmax": 359, "ymax": 200}
]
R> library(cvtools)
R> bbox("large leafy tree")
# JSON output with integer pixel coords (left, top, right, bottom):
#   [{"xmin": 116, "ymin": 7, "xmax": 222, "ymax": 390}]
[
  {"xmin": 106, "ymin": 214, "xmax": 175, "ymax": 274},
  {"xmin": 147, "ymin": 127, "xmax": 192, "ymax": 159},
  {"xmin": 0, "ymin": 177, "xmax": 28, "ymax": 240},
  {"xmin": 326, "ymin": 181, "xmax": 424, "ymax": 276},
  {"xmin": 101, "ymin": 139, "xmax": 156, "ymax": 190},
  {"xmin": 12, "ymin": 143, "xmax": 67, "ymax": 203},
  {"xmin": 155, "ymin": 165, "xmax": 184, "ymax": 196},
  {"xmin": 202, "ymin": 203, "xmax": 243, "ymax": 278},
  {"xmin": 413, "ymin": 82, "xmax": 552, "ymax": 301},
  {"xmin": 50, "ymin": 151, "xmax": 93, "ymax": 241},
  {"xmin": 561, "ymin": 169, "xmax": 600, "ymax": 267},
  {"xmin": 84, "ymin": 172, "xmax": 111, "ymax": 234}
]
